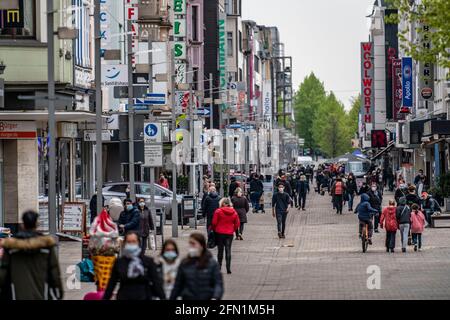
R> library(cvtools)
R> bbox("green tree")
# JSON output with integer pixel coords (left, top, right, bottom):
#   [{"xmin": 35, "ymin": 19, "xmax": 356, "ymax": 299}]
[
  {"xmin": 312, "ymin": 92, "xmax": 351, "ymax": 158},
  {"xmin": 293, "ymin": 73, "xmax": 326, "ymax": 151},
  {"xmin": 346, "ymin": 95, "xmax": 361, "ymax": 142},
  {"xmin": 386, "ymin": 0, "xmax": 450, "ymax": 73}
]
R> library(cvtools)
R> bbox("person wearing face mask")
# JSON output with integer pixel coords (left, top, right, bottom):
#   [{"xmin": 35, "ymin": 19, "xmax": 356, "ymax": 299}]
[
  {"xmin": 346, "ymin": 173, "xmax": 358, "ymax": 212},
  {"xmin": 103, "ymin": 231, "xmax": 165, "ymax": 300},
  {"xmin": 170, "ymin": 233, "xmax": 223, "ymax": 300},
  {"xmin": 136, "ymin": 197, "xmax": 154, "ymax": 253},
  {"xmin": 395, "ymin": 181, "xmax": 408, "ymax": 205},
  {"xmin": 272, "ymin": 184, "xmax": 292, "ymax": 239},
  {"xmin": 367, "ymin": 183, "xmax": 382, "ymax": 232},
  {"xmin": 155, "ymin": 239, "xmax": 181, "ymax": 299},
  {"xmin": 118, "ymin": 199, "xmax": 141, "ymax": 236},
  {"xmin": 231, "ymin": 188, "xmax": 249, "ymax": 240}
]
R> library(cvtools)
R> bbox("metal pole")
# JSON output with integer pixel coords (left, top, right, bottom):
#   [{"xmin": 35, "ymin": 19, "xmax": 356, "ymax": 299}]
[
  {"xmin": 94, "ymin": 0, "xmax": 103, "ymax": 215},
  {"xmin": 148, "ymin": 38, "xmax": 156, "ymax": 233},
  {"xmin": 127, "ymin": 20, "xmax": 136, "ymax": 201},
  {"xmin": 171, "ymin": 49, "xmax": 178, "ymax": 237},
  {"xmin": 47, "ymin": 0, "xmax": 57, "ymax": 235}
]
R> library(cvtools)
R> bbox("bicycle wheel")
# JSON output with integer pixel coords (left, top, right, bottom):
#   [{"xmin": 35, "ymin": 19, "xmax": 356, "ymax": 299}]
[{"xmin": 362, "ymin": 226, "xmax": 369, "ymax": 253}]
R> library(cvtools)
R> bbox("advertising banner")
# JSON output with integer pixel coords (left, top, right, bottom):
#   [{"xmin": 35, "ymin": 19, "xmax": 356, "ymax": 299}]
[
  {"xmin": 218, "ymin": 12, "xmax": 227, "ymax": 112},
  {"xmin": 401, "ymin": 57, "xmax": 413, "ymax": 113},
  {"xmin": 360, "ymin": 42, "xmax": 374, "ymax": 124},
  {"xmin": 392, "ymin": 59, "xmax": 404, "ymax": 121}
]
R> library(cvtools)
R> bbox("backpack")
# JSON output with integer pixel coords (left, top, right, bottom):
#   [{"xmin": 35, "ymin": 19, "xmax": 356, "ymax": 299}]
[
  {"xmin": 77, "ymin": 258, "xmax": 95, "ymax": 282},
  {"xmin": 334, "ymin": 182, "xmax": 343, "ymax": 195}
]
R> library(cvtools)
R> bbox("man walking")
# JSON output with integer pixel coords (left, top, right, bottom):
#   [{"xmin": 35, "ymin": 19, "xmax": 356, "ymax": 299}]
[
  {"xmin": 296, "ymin": 175, "xmax": 310, "ymax": 211},
  {"xmin": 249, "ymin": 174, "xmax": 264, "ymax": 213},
  {"xmin": 272, "ymin": 184, "xmax": 292, "ymax": 239},
  {"xmin": 0, "ymin": 211, "xmax": 63, "ymax": 300}
]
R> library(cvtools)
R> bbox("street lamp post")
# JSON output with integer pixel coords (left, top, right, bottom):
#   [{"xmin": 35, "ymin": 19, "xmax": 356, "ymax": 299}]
[{"xmin": 171, "ymin": 50, "xmax": 178, "ymax": 237}]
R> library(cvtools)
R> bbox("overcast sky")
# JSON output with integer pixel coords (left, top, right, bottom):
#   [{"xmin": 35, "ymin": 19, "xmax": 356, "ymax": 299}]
[{"xmin": 242, "ymin": 0, "xmax": 375, "ymax": 109}]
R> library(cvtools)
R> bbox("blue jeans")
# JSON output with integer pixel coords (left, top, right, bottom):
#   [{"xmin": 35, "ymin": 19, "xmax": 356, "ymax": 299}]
[
  {"xmin": 348, "ymin": 193, "xmax": 355, "ymax": 210},
  {"xmin": 399, "ymin": 223, "xmax": 410, "ymax": 249},
  {"xmin": 250, "ymin": 192, "xmax": 261, "ymax": 211},
  {"xmin": 412, "ymin": 233, "xmax": 422, "ymax": 249}
]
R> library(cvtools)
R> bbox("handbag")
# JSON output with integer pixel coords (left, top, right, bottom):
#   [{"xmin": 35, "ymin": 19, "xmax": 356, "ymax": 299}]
[{"xmin": 207, "ymin": 230, "xmax": 216, "ymax": 249}]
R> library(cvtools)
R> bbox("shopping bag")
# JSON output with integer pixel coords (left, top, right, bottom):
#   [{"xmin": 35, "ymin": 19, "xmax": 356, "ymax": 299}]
[
  {"xmin": 150, "ymin": 233, "xmax": 157, "ymax": 251},
  {"xmin": 207, "ymin": 230, "xmax": 216, "ymax": 249}
]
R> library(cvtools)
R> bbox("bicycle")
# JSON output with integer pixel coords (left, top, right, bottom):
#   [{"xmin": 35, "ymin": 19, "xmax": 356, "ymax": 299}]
[{"xmin": 361, "ymin": 222, "xmax": 369, "ymax": 253}]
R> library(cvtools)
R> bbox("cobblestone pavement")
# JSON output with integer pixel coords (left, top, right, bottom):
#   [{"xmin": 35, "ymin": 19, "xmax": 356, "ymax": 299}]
[{"xmin": 61, "ymin": 190, "xmax": 450, "ymax": 300}]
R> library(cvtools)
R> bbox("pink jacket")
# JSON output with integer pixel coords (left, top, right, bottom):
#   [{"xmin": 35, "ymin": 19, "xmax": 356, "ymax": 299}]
[{"xmin": 410, "ymin": 210, "xmax": 425, "ymax": 234}]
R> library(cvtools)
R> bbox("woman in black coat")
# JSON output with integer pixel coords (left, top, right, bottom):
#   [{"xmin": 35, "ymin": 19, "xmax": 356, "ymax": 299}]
[
  {"xmin": 170, "ymin": 233, "xmax": 223, "ymax": 301},
  {"xmin": 231, "ymin": 188, "xmax": 249, "ymax": 240},
  {"xmin": 103, "ymin": 231, "xmax": 165, "ymax": 300}
]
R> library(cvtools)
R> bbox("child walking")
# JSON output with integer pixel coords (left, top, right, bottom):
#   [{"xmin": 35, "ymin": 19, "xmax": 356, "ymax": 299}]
[
  {"xmin": 410, "ymin": 204, "xmax": 426, "ymax": 252},
  {"xmin": 380, "ymin": 200, "xmax": 398, "ymax": 253}
]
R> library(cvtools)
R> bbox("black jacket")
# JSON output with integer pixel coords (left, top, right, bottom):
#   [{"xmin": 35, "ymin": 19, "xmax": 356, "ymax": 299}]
[
  {"xmin": 170, "ymin": 252, "xmax": 223, "ymax": 300},
  {"xmin": 296, "ymin": 180, "xmax": 310, "ymax": 195},
  {"xmin": 358, "ymin": 185, "xmax": 370, "ymax": 196},
  {"xmin": 231, "ymin": 196, "xmax": 249, "ymax": 224},
  {"xmin": 228, "ymin": 181, "xmax": 239, "ymax": 198},
  {"xmin": 272, "ymin": 191, "xmax": 291, "ymax": 213},
  {"xmin": 405, "ymin": 193, "xmax": 421, "ymax": 207},
  {"xmin": 395, "ymin": 188, "xmax": 407, "ymax": 204},
  {"xmin": 396, "ymin": 205, "xmax": 411, "ymax": 225},
  {"xmin": 367, "ymin": 190, "xmax": 382, "ymax": 212},
  {"xmin": 0, "ymin": 231, "xmax": 63, "ymax": 300},
  {"xmin": 118, "ymin": 207, "xmax": 141, "ymax": 235},
  {"xmin": 202, "ymin": 192, "xmax": 221, "ymax": 222},
  {"xmin": 249, "ymin": 179, "xmax": 264, "ymax": 193},
  {"xmin": 346, "ymin": 179, "xmax": 358, "ymax": 195},
  {"xmin": 138, "ymin": 206, "xmax": 155, "ymax": 238},
  {"xmin": 103, "ymin": 255, "xmax": 165, "ymax": 300}
]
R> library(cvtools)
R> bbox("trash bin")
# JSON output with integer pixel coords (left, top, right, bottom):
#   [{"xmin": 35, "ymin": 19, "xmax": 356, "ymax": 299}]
[{"xmin": 182, "ymin": 196, "xmax": 196, "ymax": 227}]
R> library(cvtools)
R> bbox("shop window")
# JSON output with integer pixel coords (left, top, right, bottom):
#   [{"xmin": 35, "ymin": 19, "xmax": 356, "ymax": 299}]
[{"xmin": 0, "ymin": 0, "xmax": 36, "ymax": 39}]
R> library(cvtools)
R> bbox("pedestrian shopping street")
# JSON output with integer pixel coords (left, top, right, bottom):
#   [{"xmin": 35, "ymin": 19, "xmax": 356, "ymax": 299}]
[{"xmin": 61, "ymin": 191, "xmax": 450, "ymax": 300}]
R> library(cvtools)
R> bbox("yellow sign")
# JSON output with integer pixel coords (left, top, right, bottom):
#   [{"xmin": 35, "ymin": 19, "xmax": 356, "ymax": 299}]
[{"xmin": 7, "ymin": 10, "xmax": 19, "ymax": 23}]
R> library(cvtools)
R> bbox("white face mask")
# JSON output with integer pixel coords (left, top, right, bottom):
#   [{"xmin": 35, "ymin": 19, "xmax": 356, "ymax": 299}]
[
  {"xmin": 371, "ymin": 187, "xmax": 377, "ymax": 191},
  {"xmin": 139, "ymin": 202, "xmax": 145, "ymax": 207},
  {"xmin": 188, "ymin": 247, "xmax": 201, "ymax": 258},
  {"xmin": 278, "ymin": 188, "xmax": 284, "ymax": 193}
]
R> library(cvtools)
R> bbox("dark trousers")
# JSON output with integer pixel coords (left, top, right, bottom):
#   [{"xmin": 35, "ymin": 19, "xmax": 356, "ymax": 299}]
[
  {"xmin": 412, "ymin": 233, "xmax": 422, "ymax": 248},
  {"xmin": 292, "ymin": 191, "xmax": 298, "ymax": 207},
  {"xmin": 298, "ymin": 193, "xmax": 307, "ymax": 209},
  {"xmin": 424, "ymin": 210, "xmax": 433, "ymax": 225},
  {"xmin": 276, "ymin": 211, "xmax": 288, "ymax": 234},
  {"xmin": 235, "ymin": 223, "xmax": 245, "ymax": 237},
  {"xmin": 140, "ymin": 236, "xmax": 148, "ymax": 253},
  {"xmin": 250, "ymin": 192, "xmax": 262, "ymax": 211},
  {"xmin": 374, "ymin": 213, "xmax": 380, "ymax": 230},
  {"xmin": 334, "ymin": 195, "xmax": 343, "ymax": 214},
  {"xmin": 216, "ymin": 233, "xmax": 233, "ymax": 272},
  {"xmin": 385, "ymin": 231, "xmax": 396, "ymax": 249},
  {"xmin": 359, "ymin": 219, "xmax": 373, "ymax": 238},
  {"xmin": 348, "ymin": 193, "xmax": 355, "ymax": 210}
]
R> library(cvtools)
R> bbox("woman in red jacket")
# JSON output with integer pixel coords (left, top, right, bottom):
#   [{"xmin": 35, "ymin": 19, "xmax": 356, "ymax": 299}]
[
  {"xmin": 380, "ymin": 200, "xmax": 399, "ymax": 253},
  {"xmin": 212, "ymin": 198, "xmax": 240, "ymax": 274}
]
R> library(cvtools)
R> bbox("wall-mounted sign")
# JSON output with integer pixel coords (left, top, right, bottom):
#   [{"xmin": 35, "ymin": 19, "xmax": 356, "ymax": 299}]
[
  {"xmin": 101, "ymin": 65, "xmax": 128, "ymax": 86},
  {"xmin": 218, "ymin": 13, "xmax": 227, "ymax": 112},
  {"xmin": 360, "ymin": 42, "xmax": 374, "ymax": 124},
  {"xmin": 401, "ymin": 57, "xmax": 413, "ymax": 113},
  {"xmin": 0, "ymin": 0, "xmax": 24, "ymax": 29},
  {"xmin": 0, "ymin": 121, "xmax": 36, "ymax": 139},
  {"xmin": 392, "ymin": 59, "xmax": 404, "ymax": 121},
  {"xmin": 173, "ymin": 0, "xmax": 186, "ymax": 15},
  {"xmin": 174, "ymin": 41, "xmax": 186, "ymax": 60},
  {"xmin": 174, "ymin": 18, "xmax": 186, "ymax": 38},
  {"xmin": 175, "ymin": 63, "xmax": 187, "ymax": 83},
  {"xmin": 419, "ymin": 24, "xmax": 434, "ymax": 102}
]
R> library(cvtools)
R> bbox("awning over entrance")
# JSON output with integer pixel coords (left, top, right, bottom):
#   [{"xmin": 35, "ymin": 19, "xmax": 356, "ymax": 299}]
[
  {"xmin": 371, "ymin": 140, "xmax": 395, "ymax": 161},
  {"xmin": 0, "ymin": 111, "xmax": 100, "ymax": 122}
]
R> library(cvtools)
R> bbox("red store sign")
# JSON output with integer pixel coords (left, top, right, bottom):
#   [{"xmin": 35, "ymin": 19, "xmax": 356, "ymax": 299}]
[
  {"xmin": 0, "ymin": 121, "xmax": 37, "ymax": 139},
  {"xmin": 360, "ymin": 42, "xmax": 374, "ymax": 124}
]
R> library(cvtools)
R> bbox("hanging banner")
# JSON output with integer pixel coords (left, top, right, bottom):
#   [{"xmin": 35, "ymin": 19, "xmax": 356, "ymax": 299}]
[
  {"xmin": 263, "ymin": 80, "xmax": 272, "ymax": 122},
  {"xmin": 360, "ymin": 42, "xmax": 374, "ymax": 124},
  {"xmin": 401, "ymin": 57, "xmax": 413, "ymax": 113},
  {"xmin": 218, "ymin": 12, "xmax": 227, "ymax": 112},
  {"xmin": 392, "ymin": 59, "xmax": 404, "ymax": 121},
  {"xmin": 418, "ymin": 23, "xmax": 434, "ymax": 103}
]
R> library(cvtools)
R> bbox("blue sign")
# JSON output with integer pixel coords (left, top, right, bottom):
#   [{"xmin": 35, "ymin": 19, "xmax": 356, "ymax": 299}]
[
  {"xmin": 125, "ymin": 104, "xmax": 149, "ymax": 111},
  {"xmin": 145, "ymin": 93, "xmax": 166, "ymax": 105},
  {"xmin": 145, "ymin": 124, "xmax": 158, "ymax": 137},
  {"xmin": 402, "ymin": 57, "xmax": 413, "ymax": 109},
  {"xmin": 195, "ymin": 108, "xmax": 211, "ymax": 116}
]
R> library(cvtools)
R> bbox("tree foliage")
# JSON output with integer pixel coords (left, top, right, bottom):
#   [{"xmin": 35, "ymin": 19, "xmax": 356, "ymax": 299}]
[
  {"xmin": 293, "ymin": 73, "xmax": 326, "ymax": 150},
  {"xmin": 385, "ymin": 0, "xmax": 450, "ymax": 73}
]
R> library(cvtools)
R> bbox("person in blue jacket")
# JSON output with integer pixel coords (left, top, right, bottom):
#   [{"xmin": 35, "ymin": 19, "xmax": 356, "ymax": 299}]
[
  {"xmin": 355, "ymin": 193, "xmax": 379, "ymax": 245},
  {"xmin": 118, "ymin": 199, "xmax": 141, "ymax": 236}
]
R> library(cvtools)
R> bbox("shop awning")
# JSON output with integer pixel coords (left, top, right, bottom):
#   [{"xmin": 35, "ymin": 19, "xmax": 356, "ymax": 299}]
[
  {"xmin": 0, "ymin": 111, "xmax": 101, "ymax": 122},
  {"xmin": 371, "ymin": 140, "xmax": 395, "ymax": 161}
]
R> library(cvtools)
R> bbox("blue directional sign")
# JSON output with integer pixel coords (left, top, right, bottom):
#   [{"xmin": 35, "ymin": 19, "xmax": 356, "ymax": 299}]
[
  {"xmin": 195, "ymin": 107, "xmax": 211, "ymax": 116},
  {"xmin": 145, "ymin": 93, "xmax": 166, "ymax": 105}
]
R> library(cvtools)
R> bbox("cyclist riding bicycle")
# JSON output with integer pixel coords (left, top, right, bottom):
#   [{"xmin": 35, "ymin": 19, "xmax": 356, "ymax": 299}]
[{"xmin": 355, "ymin": 193, "xmax": 379, "ymax": 245}]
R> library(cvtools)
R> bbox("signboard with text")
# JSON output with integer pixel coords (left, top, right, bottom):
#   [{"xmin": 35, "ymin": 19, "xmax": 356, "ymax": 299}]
[
  {"xmin": 0, "ymin": 121, "xmax": 37, "ymax": 139},
  {"xmin": 360, "ymin": 42, "xmax": 374, "ymax": 124},
  {"xmin": 401, "ymin": 57, "xmax": 413, "ymax": 113}
]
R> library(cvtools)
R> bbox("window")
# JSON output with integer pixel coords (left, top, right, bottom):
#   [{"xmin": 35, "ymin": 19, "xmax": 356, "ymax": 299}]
[
  {"xmin": 0, "ymin": 0, "xmax": 36, "ymax": 39},
  {"xmin": 254, "ymin": 56, "xmax": 260, "ymax": 73},
  {"xmin": 139, "ymin": 184, "xmax": 162, "ymax": 196},
  {"xmin": 227, "ymin": 32, "xmax": 233, "ymax": 57},
  {"xmin": 226, "ymin": 0, "xmax": 240, "ymax": 15},
  {"xmin": 192, "ymin": 5, "xmax": 198, "ymax": 42},
  {"xmin": 109, "ymin": 184, "xmax": 128, "ymax": 193},
  {"xmin": 239, "ymin": 30, "xmax": 242, "ymax": 52},
  {"xmin": 239, "ymin": 68, "xmax": 243, "ymax": 81},
  {"xmin": 192, "ymin": 67, "xmax": 199, "ymax": 91}
]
